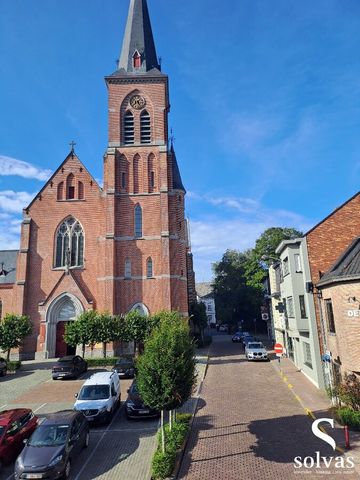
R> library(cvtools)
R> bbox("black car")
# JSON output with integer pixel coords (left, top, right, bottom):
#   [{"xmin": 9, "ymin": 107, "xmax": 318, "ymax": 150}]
[
  {"xmin": 232, "ymin": 332, "xmax": 242, "ymax": 343},
  {"xmin": 52, "ymin": 355, "xmax": 88, "ymax": 380},
  {"xmin": 112, "ymin": 357, "xmax": 135, "ymax": 379},
  {"xmin": 0, "ymin": 358, "xmax": 7, "ymax": 377},
  {"xmin": 14, "ymin": 410, "xmax": 89, "ymax": 480},
  {"xmin": 125, "ymin": 382, "xmax": 160, "ymax": 419}
]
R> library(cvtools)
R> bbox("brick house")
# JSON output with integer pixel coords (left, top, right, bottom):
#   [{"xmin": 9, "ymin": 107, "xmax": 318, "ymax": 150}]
[
  {"xmin": 316, "ymin": 237, "xmax": 360, "ymax": 385},
  {"xmin": 0, "ymin": 0, "xmax": 192, "ymax": 359}
]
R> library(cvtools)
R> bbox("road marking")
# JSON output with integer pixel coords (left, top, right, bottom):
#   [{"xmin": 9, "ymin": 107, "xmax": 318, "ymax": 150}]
[
  {"xmin": 0, "ymin": 404, "xmax": 7, "ymax": 410},
  {"xmin": 73, "ymin": 403, "xmax": 124, "ymax": 480},
  {"xmin": 34, "ymin": 403, "xmax": 47, "ymax": 413}
]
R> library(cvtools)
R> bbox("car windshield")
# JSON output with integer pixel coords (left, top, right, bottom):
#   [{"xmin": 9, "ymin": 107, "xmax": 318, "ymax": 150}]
[
  {"xmin": 131, "ymin": 383, "xmax": 139, "ymax": 395},
  {"xmin": 116, "ymin": 359, "xmax": 133, "ymax": 367},
  {"xmin": 248, "ymin": 343, "xmax": 263, "ymax": 349},
  {"xmin": 58, "ymin": 357, "xmax": 74, "ymax": 363},
  {"xmin": 28, "ymin": 425, "xmax": 69, "ymax": 447},
  {"xmin": 79, "ymin": 385, "xmax": 110, "ymax": 400}
]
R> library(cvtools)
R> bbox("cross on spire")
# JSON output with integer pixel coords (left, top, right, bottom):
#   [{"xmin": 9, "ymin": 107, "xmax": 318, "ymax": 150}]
[{"xmin": 69, "ymin": 140, "xmax": 76, "ymax": 153}]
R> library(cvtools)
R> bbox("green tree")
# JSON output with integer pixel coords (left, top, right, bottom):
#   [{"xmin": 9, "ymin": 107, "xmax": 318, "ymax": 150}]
[
  {"xmin": 245, "ymin": 227, "xmax": 303, "ymax": 290},
  {"xmin": 136, "ymin": 312, "xmax": 196, "ymax": 452},
  {"xmin": 95, "ymin": 313, "xmax": 123, "ymax": 358},
  {"xmin": 0, "ymin": 314, "xmax": 32, "ymax": 360},
  {"xmin": 64, "ymin": 310, "xmax": 98, "ymax": 357},
  {"xmin": 124, "ymin": 310, "xmax": 157, "ymax": 355},
  {"xmin": 189, "ymin": 301, "xmax": 207, "ymax": 342}
]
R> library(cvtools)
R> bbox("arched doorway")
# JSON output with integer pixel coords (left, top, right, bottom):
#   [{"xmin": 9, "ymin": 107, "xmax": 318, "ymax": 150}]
[
  {"xmin": 45, "ymin": 293, "xmax": 84, "ymax": 358},
  {"xmin": 130, "ymin": 302, "xmax": 149, "ymax": 316}
]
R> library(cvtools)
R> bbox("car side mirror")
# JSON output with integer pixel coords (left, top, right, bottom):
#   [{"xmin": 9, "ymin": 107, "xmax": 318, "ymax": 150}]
[
  {"xmin": 23, "ymin": 438, "xmax": 28, "ymax": 444},
  {"xmin": 74, "ymin": 393, "xmax": 78, "ymax": 398}
]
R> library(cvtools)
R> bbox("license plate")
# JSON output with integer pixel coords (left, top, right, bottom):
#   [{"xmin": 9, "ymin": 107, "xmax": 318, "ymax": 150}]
[
  {"xmin": 139, "ymin": 409, "xmax": 149, "ymax": 414},
  {"xmin": 26, "ymin": 474, "xmax": 43, "ymax": 479}
]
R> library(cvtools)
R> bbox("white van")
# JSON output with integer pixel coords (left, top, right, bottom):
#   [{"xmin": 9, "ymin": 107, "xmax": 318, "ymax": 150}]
[{"xmin": 74, "ymin": 371, "xmax": 120, "ymax": 423}]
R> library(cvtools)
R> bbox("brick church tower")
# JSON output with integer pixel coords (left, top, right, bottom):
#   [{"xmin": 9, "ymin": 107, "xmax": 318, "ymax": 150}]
[
  {"xmin": 0, "ymin": 0, "xmax": 190, "ymax": 359},
  {"xmin": 101, "ymin": 0, "xmax": 189, "ymax": 317}
]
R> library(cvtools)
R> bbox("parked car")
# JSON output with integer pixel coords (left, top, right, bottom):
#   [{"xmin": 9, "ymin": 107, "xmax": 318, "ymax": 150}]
[
  {"xmin": 112, "ymin": 357, "xmax": 135, "ymax": 379},
  {"xmin": 0, "ymin": 358, "xmax": 7, "ymax": 377},
  {"xmin": 240, "ymin": 331, "xmax": 250, "ymax": 340},
  {"xmin": 126, "ymin": 382, "xmax": 160, "ymax": 419},
  {"xmin": 0, "ymin": 409, "xmax": 38, "ymax": 470},
  {"xmin": 219, "ymin": 324, "xmax": 229, "ymax": 333},
  {"xmin": 52, "ymin": 355, "xmax": 88, "ymax": 380},
  {"xmin": 74, "ymin": 371, "xmax": 120, "ymax": 424},
  {"xmin": 242, "ymin": 335, "xmax": 255, "ymax": 346},
  {"xmin": 245, "ymin": 342, "xmax": 269, "ymax": 361},
  {"xmin": 232, "ymin": 332, "xmax": 242, "ymax": 342},
  {"xmin": 14, "ymin": 410, "xmax": 89, "ymax": 480}
]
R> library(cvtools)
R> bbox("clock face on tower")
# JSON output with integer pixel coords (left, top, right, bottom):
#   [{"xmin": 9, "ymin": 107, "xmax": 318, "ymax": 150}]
[{"xmin": 130, "ymin": 95, "xmax": 146, "ymax": 110}]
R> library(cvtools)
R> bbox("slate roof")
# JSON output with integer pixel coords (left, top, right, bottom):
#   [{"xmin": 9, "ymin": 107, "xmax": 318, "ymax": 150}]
[
  {"xmin": 196, "ymin": 282, "xmax": 214, "ymax": 299},
  {"xmin": 170, "ymin": 146, "xmax": 185, "ymax": 192},
  {"xmin": 0, "ymin": 250, "xmax": 18, "ymax": 285},
  {"xmin": 317, "ymin": 237, "xmax": 360, "ymax": 287},
  {"xmin": 117, "ymin": 0, "xmax": 162, "ymax": 76}
]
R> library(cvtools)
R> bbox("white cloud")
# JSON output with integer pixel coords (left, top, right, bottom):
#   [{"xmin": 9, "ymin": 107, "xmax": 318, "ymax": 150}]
[
  {"xmin": 0, "ymin": 155, "xmax": 52, "ymax": 181},
  {"xmin": 0, "ymin": 190, "xmax": 35, "ymax": 214}
]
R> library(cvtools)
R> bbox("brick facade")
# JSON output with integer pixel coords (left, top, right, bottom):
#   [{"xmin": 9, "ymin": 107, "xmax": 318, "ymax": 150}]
[{"xmin": 0, "ymin": 5, "xmax": 190, "ymax": 359}]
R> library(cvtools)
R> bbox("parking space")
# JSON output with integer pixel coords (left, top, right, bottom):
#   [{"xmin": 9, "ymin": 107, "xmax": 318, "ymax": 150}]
[{"xmin": 0, "ymin": 367, "xmax": 158, "ymax": 480}]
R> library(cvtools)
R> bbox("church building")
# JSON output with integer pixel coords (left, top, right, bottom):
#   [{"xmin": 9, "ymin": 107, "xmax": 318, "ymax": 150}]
[{"xmin": 0, "ymin": 0, "xmax": 191, "ymax": 359}]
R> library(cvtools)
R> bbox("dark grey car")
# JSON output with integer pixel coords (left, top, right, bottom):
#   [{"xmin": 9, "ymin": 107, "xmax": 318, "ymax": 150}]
[
  {"xmin": 14, "ymin": 410, "xmax": 89, "ymax": 480},
  {"xmin": 0, "ymin": 358, "xmax": 7, "ymax": 377}
]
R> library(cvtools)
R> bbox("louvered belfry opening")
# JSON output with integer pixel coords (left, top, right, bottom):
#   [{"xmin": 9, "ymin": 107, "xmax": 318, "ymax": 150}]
[
  {"xmin": 124, "ymin": 110, "xmax": 135, "ymax": 144},
  {"xmin": 140, "ymin": 110, "xmax": 151, "ymax": 144}
]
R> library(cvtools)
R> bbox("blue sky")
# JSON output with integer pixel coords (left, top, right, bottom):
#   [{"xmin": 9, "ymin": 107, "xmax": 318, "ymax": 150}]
[{"xmin": 1, "ymin": 0, "xmax": 360, "ymax": 281}]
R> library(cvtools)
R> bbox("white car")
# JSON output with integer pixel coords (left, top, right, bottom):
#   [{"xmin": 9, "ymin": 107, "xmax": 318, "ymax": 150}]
[
  {"xmin": 74, "ymin": 371, "xmax": 121, "ymax": 423},
  {"xmin": 245, "ymin": 342, "xmax": 269, "ymax": 361}
]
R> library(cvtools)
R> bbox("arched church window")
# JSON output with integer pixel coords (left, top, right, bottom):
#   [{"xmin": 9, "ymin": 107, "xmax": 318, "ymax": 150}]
[
  {"xmin": 133, "ymin": 51, "xmax": 141, "ymax": 69},
  {"xmin": 124, "ymin": 111, "xmax": 135, "ymax": 145},
  {"xmin": 66, "ymin": 173, "xmax": 75, "ymax": 200},
  {"xmin": 140, "ymin": 110, "xmax": 151, "ymax": 144},
  {"xmin": 125, "ymin": 258, "xmax": 131, "ymax": 279},
  {"xmin": 78, "ymin": 181, "xmax": 84, "ymax": 200},
  {"xmin": 146, "ymin": 257, "xmax": 153, "ymax": 278},
  {"xmin": 57, "ymin": 182, "xmax": 64, "ymax": 200},
  {"xmin": 55, "ymin": 217, "xmax": 84, "ymax": 268},
  {"xmin": 134, "ymin": 204, "xmax": 142, "ymax": 238}
]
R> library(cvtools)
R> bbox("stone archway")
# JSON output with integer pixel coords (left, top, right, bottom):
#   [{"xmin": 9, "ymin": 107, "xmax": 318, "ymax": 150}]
[
  {"xmin": 130, "ymin": 302, "xmax": 149, "ymax": 316},
  {"xmin": 45, "ymin": 293, "xmax": 84, "ymax": 358}
]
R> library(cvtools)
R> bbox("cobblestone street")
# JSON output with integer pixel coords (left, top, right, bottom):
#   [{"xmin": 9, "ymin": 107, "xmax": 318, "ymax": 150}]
[{"xmin": 178, "ymin": 335, "xmax": 359, "ymax": 480}]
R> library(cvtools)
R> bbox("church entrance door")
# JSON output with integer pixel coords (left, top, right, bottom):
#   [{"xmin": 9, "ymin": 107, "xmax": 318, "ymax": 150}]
[{"xmin": 55, "ymin": 321, "xmax": 75, "ymax": 357}]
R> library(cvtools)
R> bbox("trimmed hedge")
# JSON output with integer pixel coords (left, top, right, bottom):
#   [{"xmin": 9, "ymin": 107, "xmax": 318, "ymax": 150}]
[
  {"xmin": 84, "ymin": 356, "xmax": 134, "ymax": 367},
  {"xmin": 151, "ymin": 413, "xmax": 191, "ymax": 480},
  {"xmin": 7, "ymin": 360, "xmax": 21, "ymax": 372},
  {"xmin": 336, "ymin": 407, "xmax": 360, "ymax": 431}
]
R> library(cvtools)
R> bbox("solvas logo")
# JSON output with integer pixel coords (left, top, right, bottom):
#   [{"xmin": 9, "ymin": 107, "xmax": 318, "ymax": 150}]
[{"xmin": 294, "ymin": 418, "xmax": 355, "ymax": 470}]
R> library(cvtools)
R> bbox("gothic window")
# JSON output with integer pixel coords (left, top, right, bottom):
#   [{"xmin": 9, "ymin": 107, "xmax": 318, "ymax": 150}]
[
  {"xmin": 121, "ymin": 173, "xmax": 127, "ymax": 189},
  {"xmin": 55, "ymin": 217, "xmax": 84, "ymax": 268},
  {"xmin": 125, "ymin": 258, "xmax": 131, "ymax": 279},
  {"xmin": 134, "ymin": 204, "xmax": 142, "ymax": 238},
  {"xmin": 124, "ymin": 111, "xmax": 135, "ymax": 145},
  {"xmin": 78, "ymin": 181, "xmax": 84, "ymax": 200},
  {"xmin": 0, "ymin": 300, "xmax": 2, "ymax": 320},
  {"xmin": 133, "ymin": 51, "xmax": 141, "ymax": 69},
  {"xmin": 66, "ymin": 174, "xmax": 75, "ymax": 200},
  {"xmin": 140, "ymin": 110, "xmax": 151, "ymax": 144},
  {"xmin": 57, "ymin": 182, "xmax": 64, "ymax": 200},
  {"xmin": 148, "ymin": 154, "xmax": 155, "ymax": 192},
  {"xmin": 133, "ymin": 154, "xmax": 140, "ymax": 193},
  {"xmin": 146, "ymin": 257, "xmax": 153, "ymax": 278}
]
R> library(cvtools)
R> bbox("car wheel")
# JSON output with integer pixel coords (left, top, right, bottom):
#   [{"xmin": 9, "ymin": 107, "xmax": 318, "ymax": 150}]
[
  {"xmin": 83, "ymin": 431, "xmax": 90, "ymax": 448},
  {"xmin": 64, "ymin": 460, "xmax": 71, "ymax": 479}
]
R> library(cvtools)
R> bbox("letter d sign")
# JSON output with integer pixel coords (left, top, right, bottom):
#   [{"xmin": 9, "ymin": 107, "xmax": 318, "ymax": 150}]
[{"xmin": 312, "ymin": 418, "xmax": 336, "ymax": 451}]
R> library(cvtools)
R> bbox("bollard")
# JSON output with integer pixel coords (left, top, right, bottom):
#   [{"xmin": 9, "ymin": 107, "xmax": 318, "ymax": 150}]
[{"xmin": 345, "ymin": 425, "xmax": 350, "ymax": 449}]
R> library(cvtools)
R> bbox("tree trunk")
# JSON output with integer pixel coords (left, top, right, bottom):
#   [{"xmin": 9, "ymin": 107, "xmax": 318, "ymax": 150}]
[
  {"xmin": 103, "ymin": 342, "xmax": 107, "ymax": 358},
  {"xmin": 161, "ymin": 410, "xmax": 165, "ymax": 453},
  {"xmin": 82, "ymin": 343, "xmax": 85, "ymax": 358},
  {"xmin": 6, "ymin": 349, "xmax": 10, "ymax": 361}
]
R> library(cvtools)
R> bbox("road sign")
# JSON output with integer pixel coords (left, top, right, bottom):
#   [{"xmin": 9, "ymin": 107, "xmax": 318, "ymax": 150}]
[{"xmin": 274, "ymin": 343, "xmax": 284, "ymax": 356}]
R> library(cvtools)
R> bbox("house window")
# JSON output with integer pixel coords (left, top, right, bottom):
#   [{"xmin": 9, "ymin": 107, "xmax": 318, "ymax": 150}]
[
  {"xmin": 303, "ymin": 342, "xmax": 312, "ymax": 368},
  {"xmin": 325, "ymin": 299, "xmax": 336, "ymax": 334},
  {"xmin": 55, "ymin": 217, "xmax": 84, "ymax": 268},
  {"xmin": 146, "ymin": 257, "xmax": 153, "ymax": 278},
  {"xmin": 140, "ymin": 110, "xmax": 151, "ymax": 144},
  {"xmin": 124, "ymin": 111, "xmax": 134, "ymax": 145},
  {"xmin": 287, "ymin": 296, "xmax": 294, "ymax": 317},
  {"xmin": 283, "ymin": 257, "xmax": 289, "ymax": 276},
  {"xmin": 134, "ymin": 204, "xmax": 142, "ymax": 238},
  {"xmin": 294, "ymin": 254, "xmax": 302, "ymax": 272},
  {"xmin": 299, "ymin": 295, "xmax": 307, "ymax": 318},
  {"xmin": 125, "ymin": 259, "xmax": 131, "ymax": 279}
]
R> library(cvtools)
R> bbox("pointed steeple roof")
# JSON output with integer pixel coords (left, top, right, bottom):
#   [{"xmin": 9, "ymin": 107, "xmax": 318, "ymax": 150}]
[
  {"xmin": 118, "ymin": 0, "xmax": 161, "ymax": 75},
  {"xmin": 170, "ymin": 145, "xmax": 185, "ymax": 192}
]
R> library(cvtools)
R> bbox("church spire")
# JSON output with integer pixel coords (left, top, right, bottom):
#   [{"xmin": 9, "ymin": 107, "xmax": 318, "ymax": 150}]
[{"xmin": 118, "ymin": 0, "xmax": 160, "ymax": 74}]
